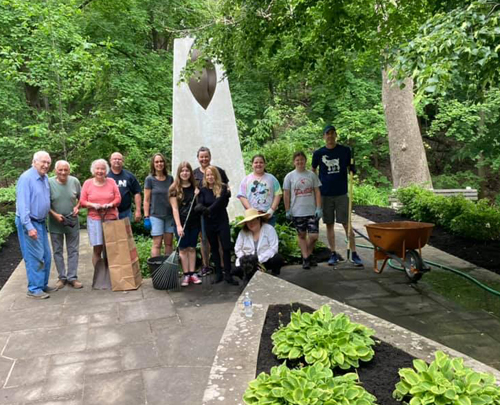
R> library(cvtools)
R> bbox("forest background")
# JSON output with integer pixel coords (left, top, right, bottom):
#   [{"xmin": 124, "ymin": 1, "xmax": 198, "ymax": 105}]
[{"xmin": 1, "ymin": 0, "xmax": 500, "ymax": 241}]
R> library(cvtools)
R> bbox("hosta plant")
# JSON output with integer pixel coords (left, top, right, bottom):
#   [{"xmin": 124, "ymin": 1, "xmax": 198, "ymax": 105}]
[
  {"xmin": 243, "ymin": 362, "xmax": 378, "ymax": 405},
  {"xmin": 271, "ymin": 305, "xmax": 375, "ymax": 369},
  {"xmin": 393, "ymin": 351, "xmax": 500, "ymax": 405}
]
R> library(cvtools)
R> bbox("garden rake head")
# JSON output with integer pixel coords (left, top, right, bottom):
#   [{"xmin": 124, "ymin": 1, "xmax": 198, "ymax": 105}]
[{"xmin": 152, "ymin": 250, "xmax": 181, "ymax": 291}]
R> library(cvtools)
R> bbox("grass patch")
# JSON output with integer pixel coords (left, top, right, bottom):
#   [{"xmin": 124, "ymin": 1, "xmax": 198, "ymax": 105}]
[{"xmin": 423, "ymin": 269, "xmax": 500, "ymax": 317}]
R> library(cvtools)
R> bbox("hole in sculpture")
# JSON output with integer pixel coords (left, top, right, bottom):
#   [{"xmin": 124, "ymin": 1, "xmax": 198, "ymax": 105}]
[{"xmin": 188, "ymin": 48, "xmax": 217, "ymax": 110}]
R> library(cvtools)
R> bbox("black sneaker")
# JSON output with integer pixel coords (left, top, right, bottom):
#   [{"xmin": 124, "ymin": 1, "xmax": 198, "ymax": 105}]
[
  {"xmin": 302, "ymin": 257, "xmax": 311, "ymax": 270},
  {"xmin": 350, "ymin": 252, "xmax": 364, "ymax": 267},
  {"xmin": 308, "ymin": 255, "xmax": 318, "ymax": 267}
]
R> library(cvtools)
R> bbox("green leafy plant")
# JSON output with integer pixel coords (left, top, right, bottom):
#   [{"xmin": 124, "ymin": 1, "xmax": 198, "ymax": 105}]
[
  {"xmin": 274, "ymin": 222, "xmax": 302, "ymax": 260},
  {"xmin": 393, "ymin": 351, "xmax": 500, "ymax": 405},
  {"xmin": 134, "ymin": 235, "xmax": 153, "ymax": 278},
  {"xmin": 243, "ymin": 362, "xmax": 378, "ymax": 405},
  {"xmin": 397, "ymin": 186, "xmax": 500, "ymax": 241},
  {"xmin": 353, "ymin": 183, "xmax": 391, "ymax": 207},
  {"xmin": 272, "ymin": 305, "xmax": 375, "ymax": 370},
  {"xmin": 0, "ymin": 213, "xmax": 15, "ymax": 249}
]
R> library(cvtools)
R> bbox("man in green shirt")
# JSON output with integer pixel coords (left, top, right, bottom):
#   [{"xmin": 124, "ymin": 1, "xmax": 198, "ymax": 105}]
[{"xmin": 48, "ymin": 160, "xmax": 82, "ymax": 289}]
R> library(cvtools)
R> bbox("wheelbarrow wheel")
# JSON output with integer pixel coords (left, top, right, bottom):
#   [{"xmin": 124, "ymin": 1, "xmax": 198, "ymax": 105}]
[{"xmin": 404, "ymin": 250, "xmax": 423, "ymax": 282}]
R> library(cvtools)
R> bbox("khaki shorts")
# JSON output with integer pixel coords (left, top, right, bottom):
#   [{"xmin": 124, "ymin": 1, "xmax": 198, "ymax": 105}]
[{"xmin": 322, "ymin": 194, "xmax": 349, "ymax": 225}]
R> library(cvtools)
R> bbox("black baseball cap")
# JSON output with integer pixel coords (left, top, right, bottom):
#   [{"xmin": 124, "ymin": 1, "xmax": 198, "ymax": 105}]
[{"xmin": 323, "ymin": 124, "xmax": 336, "ymax": 135}]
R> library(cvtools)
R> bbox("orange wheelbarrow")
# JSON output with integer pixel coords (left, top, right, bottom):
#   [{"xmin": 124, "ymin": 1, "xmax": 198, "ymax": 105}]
[{"xmin": 354, "ymin": 221, "xmax": 435, "ymax": 282}]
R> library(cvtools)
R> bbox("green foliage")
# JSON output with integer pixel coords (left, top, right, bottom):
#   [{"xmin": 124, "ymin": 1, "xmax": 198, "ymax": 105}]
[
  {"xmin": 392, "ymin": 0, "xmax": 500, "ymax": 99},
  {"xmin": 425, "ymin": 89, "xmax": 500, "ymax": 173},
  {"xmin": 0, "ymin": 0, "xmax": 210, "ymax": 184},
  {"xmin": 274, "ymin": 223, "xmax": 302, "ymax": 260},
  {"xmin": 243, "ymin": 362, "xmax": 378, "ymax": 405},
  {"xmin": 449, "ymin": 200, "xmax": 500, "ymax": 242},
  {"xmin": 272, "ymin": 305, "xmax": 375, "ymax": 370},
  {"xmin": 397, "ymin": 186, "xmax": 500, "ymax": 241},
  {"xmin": 393, "ymin": 351, "xmax": 500, "ymax": 405},
  {"xmin": 0, "ymin": 213, "xmax": 15, "ymax": 248},
  {"xmin": 432, "ymin": 171, "xmax": 481, "ymax": 190},
  {"xmin": 134, "ymin": 234, "xmax": 153, "ymax": 278},
  {"xmin": 353, "ymin": 184, "xmax": 390, "ymax": 207},
  {"xmin": 0, "ymin": 186, "xmax": 15, "ymax": 204}
]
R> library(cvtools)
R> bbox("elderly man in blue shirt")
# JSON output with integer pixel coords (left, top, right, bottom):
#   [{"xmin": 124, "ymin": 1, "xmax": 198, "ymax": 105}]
[{"xmin": 15, "ymin": 151, "xmax": 57, "ymax": 299}]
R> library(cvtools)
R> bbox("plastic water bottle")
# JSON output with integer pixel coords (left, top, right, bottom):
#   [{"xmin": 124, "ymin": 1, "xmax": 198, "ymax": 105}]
[{"xmin": 243, "ymin": 292, "xmax": 253, "ymax": 318}]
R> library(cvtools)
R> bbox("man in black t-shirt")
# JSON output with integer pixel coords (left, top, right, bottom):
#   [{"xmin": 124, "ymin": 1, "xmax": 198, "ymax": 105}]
[
  {"xmin": 108, "ymin": 152, "xmax": 142, "ymax": 221},
  {"xmin": 312, "ymin": 125, "xmax": 363, "ymax": 267}
]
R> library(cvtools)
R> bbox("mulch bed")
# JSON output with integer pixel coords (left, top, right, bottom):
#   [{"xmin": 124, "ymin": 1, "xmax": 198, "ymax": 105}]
[
  {"xmin": 0, "ymin": 232, "xmax": 22, "ymax": 290},
  {"xmin": 354, "ymin": 205, "xmax": 500, "ymax": 275},
  {"xmin": 257, "ymin": 303, "xmax": 416, "ymax": 405}
]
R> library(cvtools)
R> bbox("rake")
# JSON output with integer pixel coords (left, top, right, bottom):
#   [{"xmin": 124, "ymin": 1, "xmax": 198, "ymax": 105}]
[{"xmin": 152, "ymin": 194, "xmax": 197, "ymax": 291}]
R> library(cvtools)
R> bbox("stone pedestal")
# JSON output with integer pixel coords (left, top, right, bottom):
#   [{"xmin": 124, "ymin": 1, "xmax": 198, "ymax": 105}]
[{"xmin": 172, "ymin": 37, "xmax": 246, "ymax": 219}]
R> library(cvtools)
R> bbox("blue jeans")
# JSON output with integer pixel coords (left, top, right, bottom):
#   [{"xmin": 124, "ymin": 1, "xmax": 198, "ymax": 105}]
[
  {"xmin": 118, "ymin": 209, "xmax": 132, "ymax": 220},
  {"xmin": 16, "ymin": 216, "xmax": 52, "ymax": 294}
]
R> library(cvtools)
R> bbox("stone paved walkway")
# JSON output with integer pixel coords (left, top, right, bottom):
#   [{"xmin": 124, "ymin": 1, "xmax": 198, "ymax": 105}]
[
  {"xmin": 281, "ymin": 214, "xmax": 500, "ymax": 370},
  {"xmin": 0, "ymin": 231, "xmax": 240, "ymax": 405},
  {"xmin": 1, "ymin": 214, "xmax": 499, "ymax": 404}
]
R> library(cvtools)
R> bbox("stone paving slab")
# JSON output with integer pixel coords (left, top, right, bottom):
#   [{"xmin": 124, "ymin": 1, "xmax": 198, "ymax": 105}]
[
  {"xmin": 203, "ymin": 271, "xmax": 500, "ymax": 404},
  {"xmin": 1, "ymin": 217, "xmax": 500, "ymax": 404},
  {"xmin": 279, "ymin": 214, "xmax": 500, "ymax": 369},
  {"xmin": 0, "ymin": 230, "xmax": 241, "ymax": 404}
]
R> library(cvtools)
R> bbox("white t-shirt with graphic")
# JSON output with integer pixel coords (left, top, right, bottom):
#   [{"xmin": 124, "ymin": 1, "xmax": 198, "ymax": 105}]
[
  {"xmin": 283, "ymin": 169, "xmax": 321, "ymax": 217},
  {"xmin": 237, "ymin": 173, "xmax": 282, "ymax": 212}
]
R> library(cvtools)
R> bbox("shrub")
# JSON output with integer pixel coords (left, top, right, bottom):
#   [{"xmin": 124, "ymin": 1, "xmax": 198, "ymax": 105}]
[
  {"xmin": 0, "ymin": 185, "xmax": 16, "ymax": 216},
  {"xmin": 243, "ymin": 362, "xmax": 378, "ymax": 405},
  {"xmin": 393, "ymin": 351, "xmax": 500, "ymax": 405},
  {"xmin": 450, "ymin": 199, "xmax": 500, "ymax": 241},
  {"xmin": 353, "ymin": 183, "xmax": 390, "ymax": 207},
  {"xmin": 432, "ymin": 171, "xmax": 481, "ymax": 190},
  {"xmin": 0, "ymin": 185, "xmax": 15, "ymax": 204},
  {"xmin": 275, "ymin": 222, "xmax": 302, "ymax": 260},
  {"xmin": 134, "ymin": 235, "xmax": 153, "ymax": 278},
  {"xmin": 396, "ymin": 186, "xmax": 500, "ymax": 241},
  {"xmin": 272, "ymin": 305, "xmax": 375, "ymax": 370},
  {"xmin": 0, "ymin": 213, "xmax": 15, "ymax": 248}
]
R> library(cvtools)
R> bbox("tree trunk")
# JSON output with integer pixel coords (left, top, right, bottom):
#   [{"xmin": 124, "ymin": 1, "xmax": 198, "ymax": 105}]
[{"xmin": 382, "ymin": 70, "xmax": 433, "ymax": 189}]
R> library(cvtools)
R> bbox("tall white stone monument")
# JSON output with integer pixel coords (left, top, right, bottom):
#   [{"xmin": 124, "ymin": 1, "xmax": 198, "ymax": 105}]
[{"xmin": 172, "ymin": 37, "xmax": 246, "ymax": 219}]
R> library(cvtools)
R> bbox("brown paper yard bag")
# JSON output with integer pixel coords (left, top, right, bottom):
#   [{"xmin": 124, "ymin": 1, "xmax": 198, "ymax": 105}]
[{"xmin": 103, "ymin": 217, "xmax": 142, "ymax": 291}]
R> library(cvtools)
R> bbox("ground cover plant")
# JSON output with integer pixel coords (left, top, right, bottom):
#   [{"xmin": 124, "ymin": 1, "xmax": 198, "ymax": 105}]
[
  {"xmin": 244, "ymin": 362, "xmax": 378, "ymax": 405},
  {"xmin": 257, "ymin": 303, "xmax": 417, "ymax": 405},
  {"xmin": 272, "ymin": 305, "xmax": 375, "ymax": 369},
  {"xmin": 394, "ymin": 351, "xmax": 500, "ymax": 405}
]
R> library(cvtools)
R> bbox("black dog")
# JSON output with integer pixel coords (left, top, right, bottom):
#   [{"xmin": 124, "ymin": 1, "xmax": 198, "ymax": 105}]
[{"xmin": 232, "ymin": 254, "xmax": 265, "ymax": 284}]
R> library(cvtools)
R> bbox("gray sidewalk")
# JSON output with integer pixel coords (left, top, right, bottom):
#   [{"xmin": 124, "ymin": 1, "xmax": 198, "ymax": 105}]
[
  {"xmin": 0, "ymin": 231, "xmax": 240, "ymax": 405},
  {"xmin": 281, "ymin": 214, "xmax": 500, "ymax": 370},
  {"xmin": 1, "ymin": 215, "xmax": 499, "ymax": 404}
]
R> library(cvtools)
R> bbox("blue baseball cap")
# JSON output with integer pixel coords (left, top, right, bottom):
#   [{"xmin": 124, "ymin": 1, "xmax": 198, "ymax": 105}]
[{"xmin": 323, "ymin": 125, "xmax": 336, "ymax": 135}]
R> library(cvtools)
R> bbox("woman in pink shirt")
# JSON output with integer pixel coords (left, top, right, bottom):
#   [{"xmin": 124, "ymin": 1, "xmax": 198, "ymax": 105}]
[{"xmin": 80, "ymin": 159, "xmax": 121, "ymax": 267}]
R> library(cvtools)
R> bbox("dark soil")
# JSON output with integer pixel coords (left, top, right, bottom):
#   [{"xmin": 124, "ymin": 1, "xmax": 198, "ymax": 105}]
[
  {"xmin": 257, "ymin": 303, "xmax": 416, "ymax": 405},
  {"xmin": 354, "ymin": 205, "xmax": 500, "ymax": 275},
  {"xmin": 0, "ymin": 232, "xmax": 22, "ymax": 290}
]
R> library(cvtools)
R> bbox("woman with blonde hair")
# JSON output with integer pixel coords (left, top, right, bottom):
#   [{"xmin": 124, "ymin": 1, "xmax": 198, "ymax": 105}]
[
  {"xmin": 169, "ymin": 161, "xmax": 202, "ymax": 287},
  {"xmin": 196, "ymin": 166, "xmax": 238, "ymax": 285}
]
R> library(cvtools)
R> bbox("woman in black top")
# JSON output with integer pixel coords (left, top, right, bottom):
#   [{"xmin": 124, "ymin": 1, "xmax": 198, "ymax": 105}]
[
  {"xmin": 169, "ymin": 161, "xmax": 202, "ymax": 287},
  {"xmin": 196, "ymin": 166, "xmax": 238, "ymax": 286}
]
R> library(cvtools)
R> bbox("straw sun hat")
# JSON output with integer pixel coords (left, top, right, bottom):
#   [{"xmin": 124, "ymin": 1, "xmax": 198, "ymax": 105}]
[{"xmin": 236, "ymin": 208, "xmax": 268, "ymax": 226}]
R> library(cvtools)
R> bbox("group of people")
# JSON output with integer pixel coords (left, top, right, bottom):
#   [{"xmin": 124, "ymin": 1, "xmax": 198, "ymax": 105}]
[{"xmin": 15, "ymin": 124, "xmax": 363, "ymax": 299}]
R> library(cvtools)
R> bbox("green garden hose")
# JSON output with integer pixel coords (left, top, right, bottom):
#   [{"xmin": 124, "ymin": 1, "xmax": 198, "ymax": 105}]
[{"xmin": 351, "ymin": 238, "xmax": 500, "ymax": 297}]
